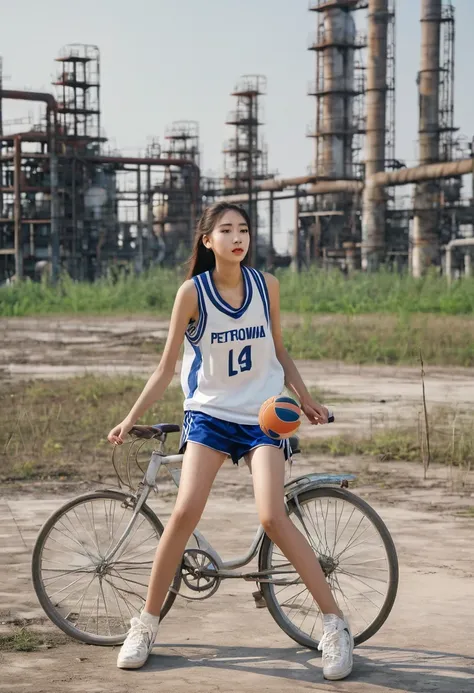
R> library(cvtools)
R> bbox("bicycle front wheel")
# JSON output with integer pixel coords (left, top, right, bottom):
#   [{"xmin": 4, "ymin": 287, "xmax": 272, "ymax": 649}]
[
  {"xmin": 32, "ymin": 489, "xmax": 180, "ymax": 646},
  {"xmin": 259, "ymin": 486, "xmax": 399, "ymax": 650}
]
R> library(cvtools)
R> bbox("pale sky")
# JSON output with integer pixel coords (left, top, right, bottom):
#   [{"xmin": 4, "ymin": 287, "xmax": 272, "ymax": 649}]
[{"xmin": 2, "ymin": 0, "xmax": 473, "ymax": 251}]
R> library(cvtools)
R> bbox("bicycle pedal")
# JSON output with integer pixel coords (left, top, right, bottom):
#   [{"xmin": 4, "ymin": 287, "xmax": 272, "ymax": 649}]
[{"xmin": 252, "ymin": 590, "xmax": 267, "ymax": 609}]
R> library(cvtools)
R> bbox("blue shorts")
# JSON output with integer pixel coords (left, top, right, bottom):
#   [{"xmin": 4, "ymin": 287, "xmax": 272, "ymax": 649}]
[{"xmin": 179, "ymin": 411, "xmax": 292, "ymax": 465}]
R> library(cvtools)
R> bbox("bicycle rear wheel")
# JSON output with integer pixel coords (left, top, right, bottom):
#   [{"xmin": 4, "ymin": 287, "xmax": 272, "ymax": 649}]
[
  {"xmin": 259, "ymin": 486, "xmax": 398, "ymax": 650},
  {"xmin": 32, "ymin": 489, "xmax": 180, "ymax": 646}
]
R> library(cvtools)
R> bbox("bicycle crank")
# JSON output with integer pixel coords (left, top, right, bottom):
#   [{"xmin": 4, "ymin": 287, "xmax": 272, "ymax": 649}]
[{"xmin": 179, "ymin": 548, "xmax": 222, "ymax": 600}]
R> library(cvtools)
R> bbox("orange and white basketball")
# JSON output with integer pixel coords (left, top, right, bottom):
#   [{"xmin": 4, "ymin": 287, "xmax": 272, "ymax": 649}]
[{"xmin": 258, "ymin": 395, "xmax": 301, "ymax": 440}]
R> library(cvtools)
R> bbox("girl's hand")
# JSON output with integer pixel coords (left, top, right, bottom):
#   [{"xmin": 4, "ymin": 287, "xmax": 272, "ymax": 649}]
[
  {"xmin": 301, "ymin": 398, "xmax": 329, "ymax": 425},
  {"xmin": 107, "ymin": 419, "xmax": 134, "ymax": 445}
]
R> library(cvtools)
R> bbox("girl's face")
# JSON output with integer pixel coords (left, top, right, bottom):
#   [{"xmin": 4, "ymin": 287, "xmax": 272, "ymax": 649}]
[{"xmin": 203, "ymin": 209, "xmax": 250, "ymax": 264}]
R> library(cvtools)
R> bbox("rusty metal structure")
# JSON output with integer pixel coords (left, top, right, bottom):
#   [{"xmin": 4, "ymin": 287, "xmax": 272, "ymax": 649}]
[
  {"xmin": 223, "ymin": 75, "xmax": 274, "ymax": 264},
  {"xmin": 0, "ymin": 45, "xmax": 200, "ymax": 284},
  {"xmin": 298, "ymin": 0, "xmax": 368, "ymax": 270},
  {"xmin": 1, "ymin": 2, "xmax": 473, "ymax": 283},
  {"xmin": 361, "ymin": 0, "xmax": 395, "ymax": 270},
  {"xmin": 412, "ymin": 0, "xmax": 458, "ymax": 276},
  {"xmin": 219, "ymin": 0, "xmax": 471, "ymax": 276}
]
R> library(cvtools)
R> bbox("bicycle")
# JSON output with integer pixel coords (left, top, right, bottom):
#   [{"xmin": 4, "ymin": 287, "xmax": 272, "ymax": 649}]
[{"xmin": 32, "ymin": 421, "xmax": 399, "ymax": 650}]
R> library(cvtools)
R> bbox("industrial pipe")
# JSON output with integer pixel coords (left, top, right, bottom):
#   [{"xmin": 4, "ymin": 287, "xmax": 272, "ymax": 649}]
[
  {"xmin": 221, "ymin": 158, "xmax": 472, "ymax": 204},
  {"xmin": 444, "ymin": 237, "xmax": 474, "ymax": 284},
  {"xmin": 371, "ymin": 158, "xmax": 473, "ymax": 185},
  {"xmin": 1, "ymin": 89, "xmax": 57, "ymax": 110},
  {"xmin": 220, "ymin": 179, "xmax": 363, "ymax": 204},
  {"xmin": 413, "ymin": 0, "xmax": 442, "ymax": 277},
  {"xmin": 361, "ymin": 0, "xmax": 390, "ymax": 271},
  {"xmin": 293, "ymin": 192, "xmax": 300, "ymax": 272},
  {"xmin": 220, "ymin": 174, "xmax": 319, "ymax": 195},
  {"xmin": 85, "ymin": 155, "xmax": 200, "ymax": 172},
  {"xmin": 13, "ymin": 137, "xmax": 22, "ymax": 279},
  {"xmin": 219, "ymin": 158, "xmax": 474, "ymax": 206},
  {"xmin": 1, "ymin": 89, "xmax": 60, "ymax": 282}
]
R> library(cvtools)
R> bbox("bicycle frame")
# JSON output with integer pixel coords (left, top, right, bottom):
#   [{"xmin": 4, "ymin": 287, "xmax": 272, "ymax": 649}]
[{"xmin": 105, "ymin": 441, "xmax": 355, "ymax": 584}]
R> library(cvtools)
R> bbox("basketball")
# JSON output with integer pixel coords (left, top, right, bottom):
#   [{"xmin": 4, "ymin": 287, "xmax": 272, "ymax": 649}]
[{"xmin": 258, "ymin": 395, "xmax": 301, "ymax": 440}]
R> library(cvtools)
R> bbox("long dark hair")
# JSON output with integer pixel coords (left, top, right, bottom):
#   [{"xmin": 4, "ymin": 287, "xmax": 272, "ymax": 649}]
[{"xmin": 185, "ymin": 201, "xmax": 252, "ymax": 279}]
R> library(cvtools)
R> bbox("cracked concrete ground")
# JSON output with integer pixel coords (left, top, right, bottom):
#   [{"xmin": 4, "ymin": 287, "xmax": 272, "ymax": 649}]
[
  {"xmin": 1, "ymin": 457, "xmax": 473, "ymax": 693},
  {"xmin": 1, "ymin": 316, "xmax": 473, "ymax": 692}
]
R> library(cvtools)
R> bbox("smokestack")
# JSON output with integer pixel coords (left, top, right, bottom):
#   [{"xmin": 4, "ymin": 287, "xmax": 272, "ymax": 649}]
[
  {"xmin": 314, "ymin": 6, "xmax": 357, "ymax": 179},
  {"xmin": 361, "ymin": 0, "xmax": 390, "ymax": 271},
  {"xmin": 308, "ymin": 1, "xmax": 364, "ymax": 270},
  {"xmin": 412, "ymin": 0, "xmax": 442, "ymax": 277}
]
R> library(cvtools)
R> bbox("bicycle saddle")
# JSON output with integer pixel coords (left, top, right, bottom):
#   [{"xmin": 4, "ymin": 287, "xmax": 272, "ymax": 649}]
[{"xmin": 130, "ymin": 423, "xmax": 181, "ymax": 439}]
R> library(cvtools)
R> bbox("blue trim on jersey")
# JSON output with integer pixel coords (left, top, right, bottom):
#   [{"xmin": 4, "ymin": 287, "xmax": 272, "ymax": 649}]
[
  {"xmin": 248, "ymin": 267, "xmax": 270, "ymax": 326},
  {"xmin": 186, "ymin": 342, "xmax": 202, "ymax": 398},
  {"xmin": 186, "ymin": 276, "xmax": 208, "ymax": 344},
  {"xmin": 200, "ymin": 267, "xmax": 253, "ymax": 319},
  {"xmin": 260, "ymin": 270, "xmax": 271, "ymax": 319}
]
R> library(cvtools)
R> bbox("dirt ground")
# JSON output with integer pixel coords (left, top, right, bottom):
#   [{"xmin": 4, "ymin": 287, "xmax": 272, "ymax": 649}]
[{"xmin": 0, "ymin": 316, "xmax": 473, "ymax": 692}]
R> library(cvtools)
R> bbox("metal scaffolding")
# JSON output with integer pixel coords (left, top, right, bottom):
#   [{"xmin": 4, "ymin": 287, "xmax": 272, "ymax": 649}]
[
  {"xmin": 439, "ymin": 2, "xmax": 456, "ymax": 162},
  {"xmin": 412, "ymin": 0, "xmax": 459, "ymax": 276},
  {"xmin": 224, "ymin": 75, "xmax": 273, "ymax": 264},
  {"xmin": 361, "ymin": 0, "xmax": 396, "ymax": 270},
  {"xmin": 300, "ymin": 0, "xmax": 368, "ymax": 271},
  {"xmin": 0, "ymin": 45, "xmax": 200, "ymax": 284},
  {"xmin": 308, "ymin": 1, "xmax": 367, "ymax": 180},
  {"xmin": 1, "ymin": 3, "xmax": 472, "ymax": 283}
]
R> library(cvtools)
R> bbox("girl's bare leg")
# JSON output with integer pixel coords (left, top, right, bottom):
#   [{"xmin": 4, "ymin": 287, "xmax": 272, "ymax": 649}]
[
  {"xmin": 248, "ymin": 446, "xmax": 343, "ymax": 617},
  {"xmin": 144, "ymin": 443, "xmax": 227, "ymax": 615}
]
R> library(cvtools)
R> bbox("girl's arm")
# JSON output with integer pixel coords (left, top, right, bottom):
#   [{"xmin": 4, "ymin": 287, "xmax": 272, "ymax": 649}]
[
  {"xmin": 264, "ymin": 273, "xmax": 328, "ymax": 425},
  {"xmin": 108, "ymin": 280, "xmax": 198, "ymax": 443}
]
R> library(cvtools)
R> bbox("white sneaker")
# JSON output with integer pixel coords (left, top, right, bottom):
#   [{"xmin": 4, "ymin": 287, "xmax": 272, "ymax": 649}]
[
  {"xmin": 117, "ymin": 617, "xmax": 157, "ymax": 669},
  {"xmin": 318, "ymin": 614, "xmax": 353, "ymax": 680}
]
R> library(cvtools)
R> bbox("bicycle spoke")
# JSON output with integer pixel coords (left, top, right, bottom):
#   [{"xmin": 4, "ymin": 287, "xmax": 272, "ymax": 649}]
[
  {"xmin": 113, "ymin": 516, "xmax": 148, "ymax": 560},
  {"xmin": 338, "ymin": 566, "xmax": 388, "ymax": 583},
  {"xmin": 264, "ymin": 489, "xmax": 395, "ymax": 647},
  {"xmin": 48, "ymin": 572, "xmax": 93, "ymax": 603},
  {"xmin": 301, "ymin": 502, "xmax": 325, "ymax": 554},
  {"xmin": 42, "ymin": 566, "xmax": 95, "ymax": 584},
  {"xmin": 295, "ymin": 590, "xmax": 314, "ymax": 631},
  {"xmin": 68, "ymin": 573, "xmax": 99, "ymax": 627},
  {"xmin": 103, "ymin": 576, "xmax": 141, "ymax": 617},
  {"xmin": 109, "ymin": 567, "xmax": 150, "ymax": 592},
  {"xmin": 43, "ymin": 535, "xmax": 92, "ymax": 561},
  {"xmin": 36, "ymin": 493, "xmax": 160, "ymax": 641},
  {"xmin": 280, "ymin": 585, "xmax": 308, "ymax": 609},
  {"xmin": 104, "ymin": 503, "xmax": 129, "ymax": 557},
  {"xmin": 335, "ymin": 518, "xmax": 373, "ymax": 560},
  {"xmin": 51, "ymin": 521, "xmax": 98, "ymax": 562},
  {"xmin": 67, "ymin": 508, "xmax": 102, "ymax": 557},
  {"xmin": 118, "ymin": 530, "xmax": 158, "ymax": 562},
  {"xmin": 332, "ymin": 499, "xmax": 345, "ymax": 556}
]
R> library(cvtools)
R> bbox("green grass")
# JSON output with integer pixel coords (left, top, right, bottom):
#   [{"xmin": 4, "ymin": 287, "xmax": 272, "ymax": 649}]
[
  {"xmin": 1, "ymin": 376, "xmax": 473, "ymax": 483},
  {"xmin": 0, "ymin": 628, "xmax": 43, "ymax": 652},
  {"xmin": 0, "ymin": 627, "xmax": 67, "ymax": 652},
  {"xmin": 3, "ymin": 268, "xmax": 474, "ymax": 365},
  {"xmin": 2, "ymin": 267, "xmax": 474, "ymax": 317},
  {"xmin": 303, "ymin": 412, "xmax": 474, "ymax": 470},
  {"xmin": 278, "ymin": 268, "xmax": 474, "ymax": 315},
  {"xmin": 456, "ymin": 506, "xmax": 474, "ymax": 517},
  {"xmin": 282, "ymin": 313, "xmax": 474, "ymax": 366},
  {"xmin": 0, "ymin": 376, "xmax": 325, "ymax": 482},
  {"xmin": 0, "ymin": 376, "xmax": 185, "ymax": 483}
]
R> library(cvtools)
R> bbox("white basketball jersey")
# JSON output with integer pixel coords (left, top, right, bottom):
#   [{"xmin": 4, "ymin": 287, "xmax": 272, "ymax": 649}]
[{"xmin": 181, "ymin": 266, "xmax": 285, "ymax": 425}]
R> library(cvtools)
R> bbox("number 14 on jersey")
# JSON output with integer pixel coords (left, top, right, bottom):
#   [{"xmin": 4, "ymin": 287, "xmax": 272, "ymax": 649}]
[{"xmin": 228, "ymin": 345, "xmax": 252, "ymax": 376}]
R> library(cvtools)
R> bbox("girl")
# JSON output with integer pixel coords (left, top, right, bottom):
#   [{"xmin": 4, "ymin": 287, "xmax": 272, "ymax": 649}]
[{"xmin": 107, "ymin": 201, "xmax": 353, "ymax": 681}]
